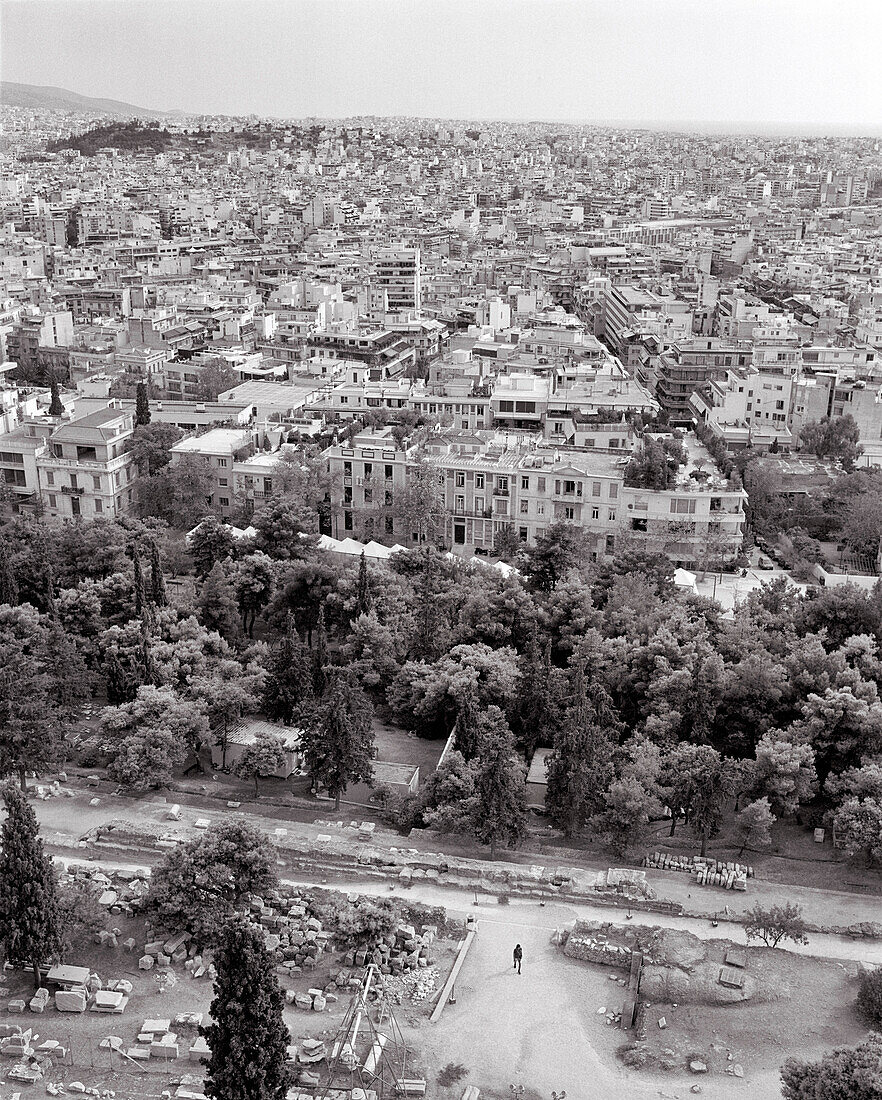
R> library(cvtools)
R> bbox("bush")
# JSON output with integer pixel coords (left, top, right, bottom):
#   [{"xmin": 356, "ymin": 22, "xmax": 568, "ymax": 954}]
[{"xmin": 856, "ymin": 966, "xmax": 882, "ymax": 1027}]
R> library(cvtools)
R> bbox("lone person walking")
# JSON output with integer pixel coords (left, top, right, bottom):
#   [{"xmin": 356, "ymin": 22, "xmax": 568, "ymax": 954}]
[{"xmin": 513, "ymin": 943, "xmax": 523, "ymax": 974}]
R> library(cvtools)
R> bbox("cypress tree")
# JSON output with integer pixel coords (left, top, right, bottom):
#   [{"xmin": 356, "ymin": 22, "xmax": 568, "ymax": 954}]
[
  {"xmin": 300, "ymin": 668, "xmax": 374, "ymax": 810},
  {"xmin": 149, "ymin": 539, "xmax": 167, "ymax": 606},
  {"xmin": 135, "ymin": 382, "xmax": 151, "ymax": 426},
  {"xmin": 48, "ymin": 373, "xmax": 64, "ymax": 417},
  {"xmin": 0, "ymin": 782, "xmax": 63, "ymax": 989},
  {"xmin": 201, "ymin": 916, "xmax": 291, "ymax": 1100},
  {"xmin": 311, "ymin": 604, "xmax": 329, "ymax": 696},
  {"xmin": 0, "ymin": 536, "xmax": 18, "ymax": 606},
  {"xmin": 354, "ymin": 551, "xmax": 372, "ymax": 617},
  {"xmin": 263, "ymin": 614, "xmax": 312, "ymax": 725},
  {"xmin": 469, "ymin": 707, "xmax": 528, "ymax": 860}
]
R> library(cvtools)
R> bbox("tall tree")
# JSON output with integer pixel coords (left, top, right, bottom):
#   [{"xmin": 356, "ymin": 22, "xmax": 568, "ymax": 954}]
[
  {"xmin": 545, "ymin": 662, "xmax": 617, "ymax": 837},
  {"xmin": 189, "ymin": 515, "xmax": 236, "ymax": 580},
  {"xmin": 467, "ymin": 707, "xmax": 528, "ymax": 859},
  {"xmin": 0, "ymin": 536, "xmax": 18, "ymax": 605},
  {"xmin": 135, "ymin": 381, "xmax": 151, "ymax": 426},
  {"xmin": 48, "ymin": 372, "xmax": 64, "ymax": 417},
  {"xmin": 354, "ymin": 552, "xmax": 372, "ymax": 617},
  {"xmin": 197, "ymin": 562, "xmax": 240, "ymax": 640},
  {"xmin": 149, "ymin": 539, "xmax": 167, "ymax": 606},
  {"xmin": 735, "ymin": 797, "xmax": 775, "ymax": 857},
  {"xmin": 230, "ymin": 553, "xmax": 276, "ymax": 637},
  {"xmin": 300, "ymin": 668, "xmax": 374, "ymax": 810},
  {"xmin": 311, "ymin": 604, "xmax": 329, "ymax": 695},
  {"xmin": 262, "ymin": 614, "xmax": 312, "ymax": 725},
  {"xmin": 201, "ymin": 916, "xmax": 291, "ymax": 1100},
  {"xmin": 512, "ymin": 628, "xmax": 561, "ymax": 763},
  {"xmin": 0, "ymin": 783, "xmax": 63, "ymax": 988},
  {"xmin": 520, "ymin": 521, "xmax": 592, "ymax": 591}
]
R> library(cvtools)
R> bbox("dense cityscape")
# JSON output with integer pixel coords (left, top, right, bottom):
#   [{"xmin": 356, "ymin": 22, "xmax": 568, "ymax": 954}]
[{"xmin": 1, "ymin": 3, "xmax": 882, "ymax": 1098}]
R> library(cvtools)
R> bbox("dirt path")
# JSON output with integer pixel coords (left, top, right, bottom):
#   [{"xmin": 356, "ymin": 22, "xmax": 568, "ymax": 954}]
[{"xmin": 32, "ymin": 784, "xmax": 882, "ymax": 939}]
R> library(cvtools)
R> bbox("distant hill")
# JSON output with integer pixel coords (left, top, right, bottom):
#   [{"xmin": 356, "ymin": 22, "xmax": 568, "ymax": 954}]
[{"xmin": 0, "ymin": 81, "xmax": 175, "ymax": 118}]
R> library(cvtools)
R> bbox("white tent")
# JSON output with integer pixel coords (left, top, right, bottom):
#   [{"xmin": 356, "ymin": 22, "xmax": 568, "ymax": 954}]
[{"xmin": 674, "ymin": 567, "xmax": 698, "ymax": 593}]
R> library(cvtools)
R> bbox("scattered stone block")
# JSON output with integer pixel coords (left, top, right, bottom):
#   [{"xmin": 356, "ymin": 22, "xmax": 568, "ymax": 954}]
[
  {"xmin": 138, "ymin": 955, "xmax": 155, "ymax": 971},
  {"xmin": 689, "ymin": 1060, "xmax": 708, "ymax": 1074},
  {"xmin": 167, "ymin": 805, "xmax": 182, "ymax": 821},
  {"xmin": 55, "ymin": 989, "xmax": 87, "ymax": 1013}
]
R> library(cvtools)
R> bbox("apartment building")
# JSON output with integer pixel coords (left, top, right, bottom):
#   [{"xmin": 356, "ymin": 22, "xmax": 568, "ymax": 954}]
[
  {"xmin": 653, "ymin": 338, "xmax": 752, "ymax": 422},
  {"xmin": 374, "ymin": 248, "xmax": 421, "ymax": 314},
  {"xmin": 6, "ymin": 310, "xmax": 75, "ymax": 374},
  {"xmin": 169, "ymin": 427, "xmax": 254, "ymax": 519},
  {"xmin": 37, "ymin": 404, "xmax": 137, "ymax": 519},
  {"xmin": 324, "ymin": 428, "xmax": 745, "ymax": 568}
]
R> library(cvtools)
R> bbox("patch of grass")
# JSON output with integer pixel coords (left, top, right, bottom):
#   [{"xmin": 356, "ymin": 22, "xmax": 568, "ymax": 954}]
[{"xmin": 437, "ymin": 1063, "xmax": 468, "ymax": 1087}]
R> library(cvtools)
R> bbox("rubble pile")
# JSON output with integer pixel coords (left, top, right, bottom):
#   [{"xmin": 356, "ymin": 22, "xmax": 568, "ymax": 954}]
[
  {"xmin": 564, "ymin": 930, "xmax": 633, "ymax": 968},
  {"xmin": 642, "ymin": 853, "xmax": 751, "ymax": 890},
  {"xmin": 57, "ymin": 863, "xmax": 152, "ymax": 919}
]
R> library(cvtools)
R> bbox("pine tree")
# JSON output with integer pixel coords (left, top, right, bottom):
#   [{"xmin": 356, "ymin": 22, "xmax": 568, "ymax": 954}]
[
  {"xmin": 354, "ymin": 552, "xmax": 372, "ymax": 617},
  {"xmin": 300, "ymin": 668, "xmax": 374, "ymax": 810},
  {"xmin": 201, "ymin": 916, "xmax": 291, "ymax": 1100},
  {"xmin": 135, "ymin": 382, "xmax": 151, "ymax": 426},
  {"xmin": 0, "ymin": 783, "xmax": 63, "ymax": 989},
  {"xmin": 263, "ymin": 614, "xmax": 312, "ymax": 725},
  {"xmin": 149, "ymin": 539, "xmax": 167, "ymax": 606},
  {"xmin": 469, "ymin": 707, "xmax": 528, "ymax": 859}
]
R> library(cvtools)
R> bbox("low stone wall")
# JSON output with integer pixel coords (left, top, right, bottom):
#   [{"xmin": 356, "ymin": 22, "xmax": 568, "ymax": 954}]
[{"xmin": 642, "ymin": 851, "xmax": 751, "ymax": 891}]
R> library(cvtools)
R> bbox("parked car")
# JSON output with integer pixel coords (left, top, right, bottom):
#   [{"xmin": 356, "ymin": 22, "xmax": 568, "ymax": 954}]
[{"xmin": 757, "ymin": 556, "xmax": 774, "ymax": 570}]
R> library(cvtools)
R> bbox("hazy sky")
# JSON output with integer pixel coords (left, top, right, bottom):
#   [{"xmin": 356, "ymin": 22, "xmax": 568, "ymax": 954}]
[{"xmin": 2, "ymin": 0, "xmax": 881, "ymax": 129}]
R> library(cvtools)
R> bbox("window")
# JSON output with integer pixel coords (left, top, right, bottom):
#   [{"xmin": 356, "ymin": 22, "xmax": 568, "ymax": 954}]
[
  {"xmin": 537, "ymin": 477, "xmax": 545, "ymax": 491},
  {"xmin": 496, "ymin": 476, "xmax": 509, "ymax": 492},
  {"xmin": 385, "ymin": 490, "xmax": 393, "ymax": 506},
  {"xmin": 518, "ymin": 526, "xmax": 528, "ymax": 541},
  {"xmin": 608, "ymin": 510, "xmax": 616, "ymax": 522},
  {"xmin": 46, "ymin": 471, "xmax": 54, "ymax": 486},
  {"xmin": 94, "ymin": 499, "xmax": 103, "ymax": 513},
  {"xmin": 475, "ymin": 473, "xmax": 484, "ymax": 489},
  {"xmin": 591, "ymin": 507, "xmax": 600, "ymax": 519},
  {"xmin": 70, "ymin": 474, "xmax": 78, "ymax": 490},
  {"xmin": 631, "ymin": 517, "xmax": 647, "ymax": 531},
  {"xmin": 521, "ymin": 476, "xmax": 529, "ymax": 490},
  {"xmin": 385, "ymin": 464, "xmax": 393, "ymax": 479},
  {"xmin": 592, "ymin": 482, "xmax": 601, "ymax": 497},
  {"xmin": 344, "ymin": 461, "xmax": 352, "ymax": 475},
  {"xmin": 344, "ymin": 487, "xmax": 353, "ymax": 504},
  {"xmin": 455, "ymin": 495, "xmax": 465, "ymax": 512},
  {"xmin": 495, "ymin": 498, "xmax": 509, "ymax": 515},
  {"xmin": 775, "ymin": 400, "xmax": 784, "ymax": 410},
  {"xmin": 219, "ymin": 497, "xmax": 229, "ymax": 507},
  {"xmin": 563, "ymin": 506, "xmax": 575, "ymax": 520},
  {"xmin": 364, "ymin": 488, "xmax": 373, "ymax": 503},
  {"xmin": 363, "ymin": 463, "xmax": 373, "ymax": 478},
  {"xmin": 498, "ymin": 400, "xmax": 514, "ymax": 412},
  {"xmin": 455, "ymin": 472, "xmax": 465, "ymax": 487},
  {"xmin": 609, "ymin": 483, "xmax": 618, "ymax": 499},
  {"xmin": 536, "ymin": 502, "xmax": 545, "ymax": 516},
  {"xmin": 585, "ymin": 438, "xmax": 595, "ymax": 449},
  {"xmin": 474, "ymin": 496, "xmax": 484, "ymax": 512},
  {"xmin": 671, "ymin": 498, "xmax": 697, "ymax": 514},
  {"xmin": 344, "ymin": 511, "xmax": 353, "ymax": 531},
  {"xmin": 563, "ymin": 480, "xmax": 576, "ymax": 494},
  {"xmin": 48, "ymin": 494, "xmax": 57, "ymax": 508},
  {"xmin": 385, "ymin": 516, "xmax": 394, "ymax": 534},
  {"xmin": 218, "ymin": 477, "xmax": 228, "ymax": 487},
  {"xmin": 217, "ymin": 458, "xmax": 227, "ymax": 467},
  {"xmin": 520, "ymin": 500, "xmax": 529, "ymax": 515},
  {"xmin": 93, "ymin": 475, "xmax": 101, "ymax": 490},
  {"xmin": 606, "ymin": 534, "xmax": 616, "ymax": 554}
]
